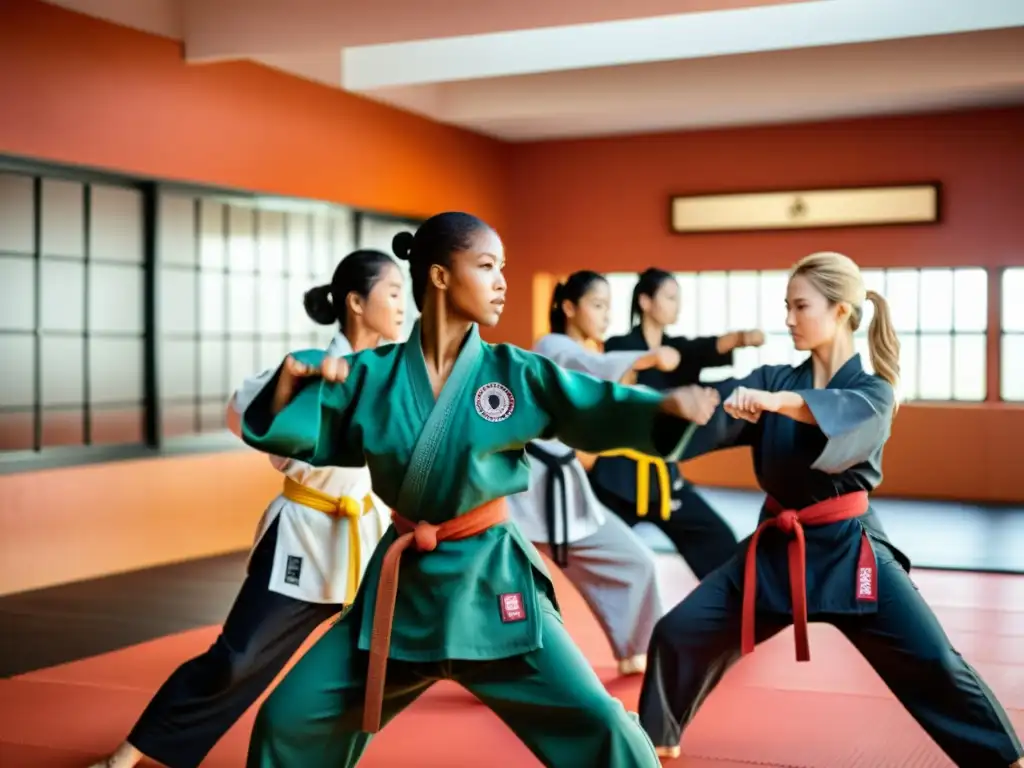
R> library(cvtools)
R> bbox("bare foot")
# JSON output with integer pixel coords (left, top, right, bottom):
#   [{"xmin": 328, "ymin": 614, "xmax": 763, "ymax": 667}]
[
  {"xmin": 617, "ymin": 654, "xmax": 647, "ymax": 676},
  {"xmin": 88, "ymin": 742, "xmax": 142, "ymax": 768},
  {"xmin": 655, "ymin": 745, "xmax": 681, "ymax": 759}
]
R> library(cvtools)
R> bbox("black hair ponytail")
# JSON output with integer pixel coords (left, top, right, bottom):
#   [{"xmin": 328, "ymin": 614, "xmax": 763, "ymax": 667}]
[
  {"xmin": 549, "ymin": 281, "xmax": 569, "ymax": 334},
  {"xmin": 391, "ymin": 212, "xmax": 491, "ymax": 311},
  {"xmin": 303, "ymin": 284, "xmax": 336, "ymax": 325},
  {"xmin": 549, "ymin": 270, "xmax": 606, "ymax": 334},
  {"xmin": 304, "ymin": 249, "xmax": 397, "ymax": 330},
  {"xmin": 630, "ymin": 267, "xmax": 675, "ymax": 327}
]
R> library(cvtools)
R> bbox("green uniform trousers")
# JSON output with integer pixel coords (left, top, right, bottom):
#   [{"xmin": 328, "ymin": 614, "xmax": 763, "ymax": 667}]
[{"xmin": 246, "ymin": 594, "xmax": 659, "ymax": 767}]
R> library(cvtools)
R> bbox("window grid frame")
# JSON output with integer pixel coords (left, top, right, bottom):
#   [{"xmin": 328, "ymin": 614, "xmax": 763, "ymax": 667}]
[
  {"xmin": 607, "ymin": 268, "xmax": 806, "ymax": 379},
  {"xmin": 999, "ymin": 266, "xmax": 1024, "ymax": 402},
  {"xmin": 605, "ymin": 265, "xmax": 989, "ymax": 402},
  {"xmin": 885, "ymin": 266, "xmax": 986, "ymax": 403},
  {"xmin": 0, "ymin": 155, "xmax": 423, "ymax": 473},
  {"xmin": 155, "ymin": 199, "xmax": 354, "ymax": 439},
  {"xmin": 32, "ymin": 176, "xmax": 42, "ymax": 449},
  {"xmin": 0, "ymin": 174, "xmax": 152, "ymax": 454},
  {"xmin": 1001, "ymin": 331, "xmax": 1024, "ymax": 402},
  {"xmin": 82, "ymin": 183, "xmax": 92, "ymax": 445}
]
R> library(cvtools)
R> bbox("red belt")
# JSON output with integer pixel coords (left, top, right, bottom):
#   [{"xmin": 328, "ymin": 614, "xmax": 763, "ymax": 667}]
[
  {"xmin": 362, "ymin": 498, "xmax": 509, "ymax": 734},
  {"xmin": 741, "ymin": 491, "xmax": 872, "ymax": 662}
]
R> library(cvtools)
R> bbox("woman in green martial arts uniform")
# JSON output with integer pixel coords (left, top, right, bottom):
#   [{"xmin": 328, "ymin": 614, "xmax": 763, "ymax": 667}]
[{"xmin": 237, "ymin": 211, "xmax": 722, "ymax": 768}]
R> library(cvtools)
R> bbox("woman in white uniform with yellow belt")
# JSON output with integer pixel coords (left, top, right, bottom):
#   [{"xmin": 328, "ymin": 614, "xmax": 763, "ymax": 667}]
[{"xmin": 91, "ymin": 250, "xmax": 405, "ymax": 768}]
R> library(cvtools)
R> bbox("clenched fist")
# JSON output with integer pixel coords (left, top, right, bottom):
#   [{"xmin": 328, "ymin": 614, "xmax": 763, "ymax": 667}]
[
  {"xmin": 741, "ymin": 330, "xmax": 766, "ymax": 347},
  {"xmin": 660, "ymin": 385, "xmax": 721, "ymax": 425},
  {"xmin": 723, "ymin": 386, "xmax": 778, "ymax": 423},
  {"xmin": 271, "ymin": 355, "xmax": 350, "ymax": 414}
]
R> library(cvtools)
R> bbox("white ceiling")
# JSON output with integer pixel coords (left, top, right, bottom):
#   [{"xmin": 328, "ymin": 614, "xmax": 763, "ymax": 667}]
[{"xmin": 45, "ymin": 0, "xmax": 1024, "ymax": 141}]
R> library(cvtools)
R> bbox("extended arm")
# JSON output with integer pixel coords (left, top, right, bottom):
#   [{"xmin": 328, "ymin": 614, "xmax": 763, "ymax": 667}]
[
  {"xmin": 714, "ymin": 329, "xmax": 765, "ymax": 356},
  {"xmin": 527, "ymin": 355, "xmax": 717, "ymax": 461},
  {"xmin": 658, "ymin": 335, "xmax": 741, "ymax": 387},
  {"xmin": 677, "ymin": 366, "xmax": 774, "ymax": 460},
  {"xmin": 535, "ymin": 334, "xmax": 653, "ymax": 384},
  {"xmin": 239, "ymin": 349, "xmax": 368, "ymax": 467},
  {"xmin": 772, "ymin": 391, "xmax": 816, "ymax": 424},
  {"xmin": 725, "ymin": 375, "xmax": 895, "ymax": 473}
]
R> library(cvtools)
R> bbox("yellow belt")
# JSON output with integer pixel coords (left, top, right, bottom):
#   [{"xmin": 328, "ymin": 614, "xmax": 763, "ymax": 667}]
[
  {"xmin": 599, "ymin": 449, "xmax": 672, "ymax": 521},
  {"xmin": 282, "ymin": 477, "xmax": 375, "ymax": 605}
]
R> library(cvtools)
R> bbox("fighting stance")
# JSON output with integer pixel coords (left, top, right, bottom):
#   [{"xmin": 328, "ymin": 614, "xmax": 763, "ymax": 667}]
[
  {"xmin": 238, "ymin": 212, "xmax": 721, "ymax": 767},
  {"xmin": 590, "ymin": 266, "xmax": 764, "ymax": 578},
  {"xmin": 637, "ymin": 252, "xmax": 1024, "ymax": 768},
  {"xmin": 91, "ymin": 250, "xmax": 404, "ymax": 768},
  {"xmin": 509, "ymin": 270, "xmax": 681, "ymax": 677}
]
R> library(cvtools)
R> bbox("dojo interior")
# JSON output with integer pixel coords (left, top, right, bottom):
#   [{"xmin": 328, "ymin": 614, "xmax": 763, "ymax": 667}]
[{"xmin": 1, "ymin": 0, "xmax": 1023, "ymax": 765}]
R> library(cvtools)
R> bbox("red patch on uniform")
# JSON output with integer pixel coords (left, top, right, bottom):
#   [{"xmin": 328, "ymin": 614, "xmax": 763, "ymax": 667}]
[
  {"xmin": 498, "ymin": 592, "xmax": 526, "ymax": 623},
  {"xmin": 855, "ymin": 532, "xmax": 878, "ymax": 602}
]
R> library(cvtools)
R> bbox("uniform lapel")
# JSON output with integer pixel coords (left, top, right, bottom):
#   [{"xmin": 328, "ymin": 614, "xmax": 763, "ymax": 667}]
[
  {"xmin": 395, "ymin": 322, "xmax": 484, "ymax": 516},
  {"xmin": 826, "ymin": 353, "xmax": 864, "ymax": 390},
  {"xmin": 629, "ymin": 325, "xmax": 650, "ymax": 351},
  {"xmin": 325, "ymin": 332, "xmax": 352, "ymax": 357}
]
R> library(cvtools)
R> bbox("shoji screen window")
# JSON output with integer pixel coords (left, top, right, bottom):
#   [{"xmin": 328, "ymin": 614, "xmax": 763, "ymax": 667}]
[
  {"xmin": 1001, "ymin": 267, "xmax": 1024, "ymax": 401},
  {"xmin": 0, "ymin": 172, "xmax": 34, "ymax": 451},
  {"xmin": 0, "ymin": 172, "xmax": 147, "ymax": 454},
  {"xmin": 857, "ymin": 268, "xmax": 986, "ymax": 402},
  {"xmin": 603, "ymin": 270, "xmax": 807, "ymax": 382},
  {"xmin": 157, "ymin": 194, "xmax": 354, "ymax": 439}
]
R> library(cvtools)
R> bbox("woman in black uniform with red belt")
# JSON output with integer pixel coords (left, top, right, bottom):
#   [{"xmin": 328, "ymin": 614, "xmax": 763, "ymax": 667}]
[{"xmin": 588, "ymin": 267, "xmax": 765, "ymax": 578}]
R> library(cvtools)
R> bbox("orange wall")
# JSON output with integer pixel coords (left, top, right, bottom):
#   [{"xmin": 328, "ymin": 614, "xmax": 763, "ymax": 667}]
[
  {"xmin": 0, "ymin": 453, "xmax": 282, "ymax": 596},
  {"xmin": 505, "ymin": 108, "xmax": 1024, "ymax": 274},
  {"xmin": 505, "ymin": 108, "xmax": 1024, "ymax": 502},
  {"xmin": 0, "ymin": 0, "xmax": 508, "ymax": 227}
]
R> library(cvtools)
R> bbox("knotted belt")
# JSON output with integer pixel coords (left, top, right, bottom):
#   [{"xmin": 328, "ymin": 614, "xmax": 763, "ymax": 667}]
[
  {"xmin": 362, "ymin": 498, "xmax": 509, "ymax": 733},
  {"xmin": 524, "ymin": 442, "xmax": 577, "ymax": 566},
  {"xmin": 282, "ymin": 477, "xmax": 375, "ymax": 604},
  {"xmin": 598, "ymin": 448, "xmax": 673, "ymax": 520},
  {"xmin": 741, "ymin": 490, "xmax": 873, "ymax": 662}
]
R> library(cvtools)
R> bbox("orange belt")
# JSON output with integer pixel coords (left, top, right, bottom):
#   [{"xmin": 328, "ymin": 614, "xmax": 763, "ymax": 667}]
[
  {"xmin": 742, "ymin": 491, "xmax": 871, "ymax": 662},
  {"xmin": 362, "ymin": 498, "xmax": 509, "ymax": 734}
]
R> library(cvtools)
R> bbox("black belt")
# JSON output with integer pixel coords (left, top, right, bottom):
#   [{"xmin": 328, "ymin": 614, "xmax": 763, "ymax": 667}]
[{"xmin": 524, "ymin": 442, "xmax": 577, "ymax": 567}]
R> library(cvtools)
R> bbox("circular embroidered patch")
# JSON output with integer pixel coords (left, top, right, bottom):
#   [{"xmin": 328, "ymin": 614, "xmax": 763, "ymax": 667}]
[{"xmin": 475, "ymin": 382, "xmax": 515, "ymax": 422}]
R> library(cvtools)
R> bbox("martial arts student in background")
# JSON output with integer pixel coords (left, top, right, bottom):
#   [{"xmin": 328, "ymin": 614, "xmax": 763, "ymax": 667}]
[
  {"xmin": 508, "ymin": 269, "xmax": 682, "ymax": 677},
  {"xmin": 91, "ymin": 250, "xmax": 405, "ymax": 768},
  {"xmin": 637, "ymin": 251, "xmax": 1024, "ymax": 768},
  {"xmin": 590, "ymin": 266, "xmax": 765, "ymax": 579}
]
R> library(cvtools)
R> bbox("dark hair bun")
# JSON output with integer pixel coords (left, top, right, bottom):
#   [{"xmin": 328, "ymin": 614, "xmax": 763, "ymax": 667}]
[
  {"xmin": 392, "ymin": 231, "xmax": 415, "ymax": 262},
  {"xmin": 303, "ymin": 284, "xmax": 336, "ymax": 326}
]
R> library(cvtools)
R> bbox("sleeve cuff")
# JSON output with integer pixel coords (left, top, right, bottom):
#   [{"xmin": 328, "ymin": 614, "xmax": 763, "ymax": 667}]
[{"xmin": 796, "ymin": 388, "xmax": 878, "ymax": 439}]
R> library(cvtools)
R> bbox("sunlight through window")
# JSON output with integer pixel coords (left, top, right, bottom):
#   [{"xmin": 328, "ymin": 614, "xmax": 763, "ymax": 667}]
[{"xmin": 603, "ymin": 266, "xmax": 988, "ymax": 401}]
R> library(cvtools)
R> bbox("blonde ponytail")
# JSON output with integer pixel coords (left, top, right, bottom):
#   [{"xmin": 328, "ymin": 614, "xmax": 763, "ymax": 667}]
[
  {"xmin": 791, "ymin": 252, "xmax": 901, "ymax": 411},
  {"xmin": 865, "ymin": 289, "xmax": 900, "ymax": 394}
]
